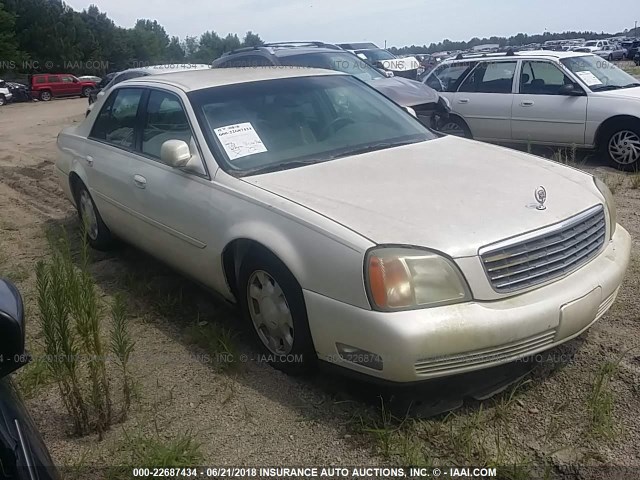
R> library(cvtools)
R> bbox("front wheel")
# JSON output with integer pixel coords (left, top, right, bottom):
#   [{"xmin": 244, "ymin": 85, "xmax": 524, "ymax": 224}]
[
  {"xmin": 75, "ymin": 182, "xmax": 115, "ymax": 250},
  {"xmin": 439, "ymin": 116, "xmax": 472, "ymax": 138},
  {"xmin": 81, "ymin": 87, "xmax": 91, "ymax": 97},
  {"xmin": 601, "ymin": 123, "xmax": 640, "ymax": 171},
  {"xmin": 238, "ymin": 249, "xmax": 316, "ymax": 375}
]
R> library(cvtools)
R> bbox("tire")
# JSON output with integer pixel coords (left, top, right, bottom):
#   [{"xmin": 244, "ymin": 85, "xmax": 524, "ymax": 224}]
[
  {"xmin": 0, "ymin": 95, "xmax": 5, "ymax": 107},
  {"xmin": 438, "ymin": 115, "xmax": 473, "ymax": 138},
  {"xmin": 607, "ymin": 54, "xmax": 613, "ymax": 61},
  {"xmin": 599, "ymin": 120, "xmax": 640, "ymax": 171},
  {"xmin": 39, "ymin": 90, "xmax": 51, "ymax": 101},
  {"xmin": 73, "ymin": 182, "xmax": 115, "ymax": 250},
  {"xmin": 81, "ymin": 87, "xmax": 91, "ymax": 97},
  {"xmin": 237, "ymin": 248, "xmax": 316, "ymax": 375}
]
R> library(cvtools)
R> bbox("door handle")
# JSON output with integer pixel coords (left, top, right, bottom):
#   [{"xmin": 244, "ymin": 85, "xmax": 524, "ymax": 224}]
[
  {"xmin": 520, "ymin": 101, "xmax": 534, "ymax": 107},
  {"xmin": 85, "ymin": 155, "xmax": 94, "ymax": 166},
  {"xmin": 133, "ymin": 174, "xmax": 147, "ymax": 189},
  {"xmin": 458, "ymin": 98, "xmax": 469, "ymax": 104}
]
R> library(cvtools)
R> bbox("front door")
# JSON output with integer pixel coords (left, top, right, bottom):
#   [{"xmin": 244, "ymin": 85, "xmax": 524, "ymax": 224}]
[
  {"xmin": 511, "ymin": 60, "xmax": 588, "ymax": 146},
  {"xmin": 452, "ymin": 60, "xmax": 517, "ymax": 141}
]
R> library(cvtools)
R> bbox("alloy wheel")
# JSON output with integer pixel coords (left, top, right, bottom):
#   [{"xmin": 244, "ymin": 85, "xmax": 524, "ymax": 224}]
[
  {"xmin": 608, "ymin": 130, "xmax": 640, "ymax": 166},
  {"xmin": 247, "ymin": 270, "xmax": 294, "ymax": 355},
  {"xmin": 40, "ymin": 91, "xmax": 51, "ymax": 101},
  {"xmin": 79, "ymin": 190, "xmax": 99, "ymax": 240}
]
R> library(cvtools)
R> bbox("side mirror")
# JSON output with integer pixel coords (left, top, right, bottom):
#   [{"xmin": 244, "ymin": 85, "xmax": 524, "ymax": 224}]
[
  {"xmin": 405, "ymin": 106, "xmax": 418, "ymax": 118},
  {"xmin": 558, "ymin": 83, "xmax": 584, "ymax": 96},
  {"xmin": 0, "ymin": 279, "xmax": 27, "ymax": 378},
  {"xmin": 73, "ymin": 78, "xmax": 79, "ymax": 83},
  {"xmin": 161, "ymin": 139, "xmax": 191, "ymax": 167}
]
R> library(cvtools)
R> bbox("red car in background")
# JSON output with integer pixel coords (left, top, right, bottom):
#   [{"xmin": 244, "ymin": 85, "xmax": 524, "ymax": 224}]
[{"xmin": 30, "ymin": 73, "xmax": 96, "ymax": 101}]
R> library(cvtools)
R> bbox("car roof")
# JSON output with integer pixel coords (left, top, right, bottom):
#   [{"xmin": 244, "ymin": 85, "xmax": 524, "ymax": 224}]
[
  {"xmin": 124, "ymin": 67, "xmax": 345, "ymax": 92},
  {"xmin": 219, "ymin": 42, "xmax": 345, "ymax": 58},
  {"xmin": 443, "ymin": 50, "xmax": 594, "ymax": 63},
  {"xmin": 118, "ymin": 64, "xmax": 213, "ymax": 76}
]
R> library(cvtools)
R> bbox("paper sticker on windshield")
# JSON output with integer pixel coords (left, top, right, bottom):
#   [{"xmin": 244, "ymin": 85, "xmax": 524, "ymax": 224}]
[
  {"xmin": 214, "ymin": 123, "xmax": 267, "ymax": 160},
  {"xmin": 575, "ymin": 71, "xmax": 602, "ymax": 86}
]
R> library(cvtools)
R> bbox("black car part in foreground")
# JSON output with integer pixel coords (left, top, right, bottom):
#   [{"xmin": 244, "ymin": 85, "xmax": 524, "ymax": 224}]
[{"xmin": 0, "ymin": 278, "xmax": 60, "ymax": 480}]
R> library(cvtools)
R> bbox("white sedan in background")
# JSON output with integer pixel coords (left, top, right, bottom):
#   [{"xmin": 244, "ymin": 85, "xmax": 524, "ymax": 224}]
[
  {"xmin": 56, "ymin": 68, "xmax": 630, "ymax": 384},
  {"xmin": 423, "ymin": 51, "xmax": 640, "ymax": 170}
]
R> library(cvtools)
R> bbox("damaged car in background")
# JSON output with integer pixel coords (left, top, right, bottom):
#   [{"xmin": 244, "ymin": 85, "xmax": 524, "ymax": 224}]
[
  {"xmin": 56, "ymin": 67, "xmax": 630, "ymax": 384},
  {"xmin": 212, "ymin": 42, "xmax": 450, "ymax": 130}
]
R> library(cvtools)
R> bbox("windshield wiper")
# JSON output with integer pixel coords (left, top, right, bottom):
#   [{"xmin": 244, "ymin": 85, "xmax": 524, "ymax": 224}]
[
  {"xmin": 329, "ymin": 140, "xmax": 418, "ymax": 159},
  {"xmin": 241, "ymin": 158, "xmax": 329, "ymax": 176},
  {"xmin": 591, "ymin": 85, "xmax": 622, "ymax": 91},
  {"xmin": 621, "ymin": 82, "xmax": 640, "ymax": 89}
]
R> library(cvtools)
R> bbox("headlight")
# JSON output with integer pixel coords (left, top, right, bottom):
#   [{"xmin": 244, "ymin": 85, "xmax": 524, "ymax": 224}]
[
  {"xmin": 594, "ymin": 177, "xmax": 617, "ymax": 239},
  {"xmin": 365, "ymin": 247, "xmax": 471, "ymax": 311}
]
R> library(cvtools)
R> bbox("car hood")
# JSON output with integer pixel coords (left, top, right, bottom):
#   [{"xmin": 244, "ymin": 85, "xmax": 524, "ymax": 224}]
[
  {"xmin": 243, "ymin": 137, "xmax": 602, "ymax": 258},
  {"xmin": 594, "ymin": 86, "xmax": 640, "ymax": 100},
  {"xmin": 367, "ymin": 76, "xmax": 439, "ymax": 106}
]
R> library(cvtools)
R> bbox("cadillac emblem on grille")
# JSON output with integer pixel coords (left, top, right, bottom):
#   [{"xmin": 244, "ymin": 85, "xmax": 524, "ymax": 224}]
[{"xmin": 534, "ymin": 186, "xmax": 547, "ymax": 210}]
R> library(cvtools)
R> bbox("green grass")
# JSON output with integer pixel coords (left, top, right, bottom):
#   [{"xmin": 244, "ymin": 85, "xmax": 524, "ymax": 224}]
[
  {"xmin": 587, "ymin": 359, "xmax": 621, "ymax": 439},
  {"xmin": 106, "ymin": 431, "xmax": 203, "ymax": 480},
  {"xmin": 15, "ymin": 357, "xmax": 53, "ymax": 398},
  {"xmin": 184, "ymin": 318, "xmax": 242, "ymax": 372}
]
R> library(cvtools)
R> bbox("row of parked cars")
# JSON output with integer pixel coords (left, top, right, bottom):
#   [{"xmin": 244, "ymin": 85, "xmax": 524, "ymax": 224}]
[{"xmin": 0, "ymin": 74, "xmax": 100, "ymax": 106}]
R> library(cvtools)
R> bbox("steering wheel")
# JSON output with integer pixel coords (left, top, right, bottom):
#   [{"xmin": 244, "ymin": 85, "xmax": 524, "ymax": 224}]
[{"xmin": 319, "ymin": 116, "xmax": 355, "ymax": 140}]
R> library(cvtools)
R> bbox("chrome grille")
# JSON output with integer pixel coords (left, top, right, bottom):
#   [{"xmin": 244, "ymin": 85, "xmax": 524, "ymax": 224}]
[{"xmin": 480, "ymin": 206, "xmax": 606, "ymax": 293}]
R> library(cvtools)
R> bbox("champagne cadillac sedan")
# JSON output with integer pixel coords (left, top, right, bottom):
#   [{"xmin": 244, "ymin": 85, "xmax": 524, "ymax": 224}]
[{"xmin": 55, "ymin": 68, "xmax": 631, "ymax": 384}]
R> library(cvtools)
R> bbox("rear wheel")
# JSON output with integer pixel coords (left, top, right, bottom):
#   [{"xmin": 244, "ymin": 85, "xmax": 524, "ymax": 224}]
[
  {"xmin": 600, "ymin": 121, "xmax": 640, "ymax": 171},
  {"xmin": 0, "ymin": 95, "xmax": 5, "ymax": 106},
  {"xmin": 74, "ymin": 182, "xmax": 115, "ymax": 250},
  {"xmin": 439, "ymin": 116, "xmax": 472, "ymax": 138},
  {"xmin": 39, "ymin": 90, "xmax": 51, "ymax": 101},
  {"xmin": 237, "ymin": 248, "xmax": 316, "ymax": 375}
]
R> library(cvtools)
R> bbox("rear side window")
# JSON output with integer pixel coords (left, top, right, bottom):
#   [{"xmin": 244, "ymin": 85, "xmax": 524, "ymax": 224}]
[
  {"xmin": 48, "ymin": 76, "xmax": 60, "ymax": 83},
  {"xmin": 425, "ymin": 63, "xmax": 475, "ymax": 92},
  {"xmin": 90, "ymin": 88, "xmax": 144, "ymax": 149},
  {"xmin": 217, "ymin": 55, "xmax": 273, "ymax": 67},
  {"xmin": 458, "ymin": 61, "xmax": 517, "ymax": 94},
  {"xmin": 34, "ymin": 77, "xmax": 46, "ymax": 84},
  {"xmin": 142, "ymin": 90, "xmax": 193, "ymax": 162}
]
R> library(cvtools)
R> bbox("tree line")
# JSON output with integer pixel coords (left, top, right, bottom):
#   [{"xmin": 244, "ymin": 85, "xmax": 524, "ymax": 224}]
[
  {"xmin": 0, "ymin": 0, "xmax": 636, "ymax": 79},
  {"xmin": 0, "ymin": 0, "xmax": 264, "ymax": 77}
]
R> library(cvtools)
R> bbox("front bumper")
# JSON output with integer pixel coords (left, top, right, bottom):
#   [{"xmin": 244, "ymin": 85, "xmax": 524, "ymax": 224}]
[{"xmin": 305, "ymin": 226, "xmax": 631, "ymax": 383}]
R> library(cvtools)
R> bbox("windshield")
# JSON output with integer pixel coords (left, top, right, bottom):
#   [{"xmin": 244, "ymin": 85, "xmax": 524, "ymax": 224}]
[
  {"xmin": 188, "ymin": 75, "xmax": 434, "ymax": 176},
  {"xmin": 283, "ymin": 52, "xmax": 384, "ymax": 81},
  {"xmin": 356, "ymin": 49, "xmax": 396, "ymax": 62},
  {"xmin": 561, "ymin": 55, "xmax": 640, "ymax": 91},
  {"xmin": 584, "ymin": 41, "xmax": 598, "ymax": 47}
]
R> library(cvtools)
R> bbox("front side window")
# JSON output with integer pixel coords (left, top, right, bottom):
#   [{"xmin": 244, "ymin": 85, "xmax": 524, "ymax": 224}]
[
  {"xmin": 90, "ymin": 88, "xmax": 143, "ymax": 148},
  {"xmin": 284, "ymin": 52, "xmax": 383, "ymax": 81},
  {"xmin": 560, "ymin": 55, "xmax": 640, "ymax": 91},
  {"xmin": 188, "ymin": 75, "xmax": 435, "ymax": 175},
  {"xmin": 519, "ymin": 61, "xmax": 574, "ymax": 95},
  {"xmin": 458, "ymin": 61, "xmax": 517, "ymax": 93},
  {"xmin": 61, "ymin": 76, "xmax": 74, "ymax": 83},
  {"xmin": 425, "ymin": 63, "xmax": 475, "ymax": 92},
  {"xmin": 142, "ymin": 90, "xmax": 193, "ymax": 162}
]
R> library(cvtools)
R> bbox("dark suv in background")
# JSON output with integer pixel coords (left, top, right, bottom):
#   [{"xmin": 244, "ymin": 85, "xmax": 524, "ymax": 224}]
[{"xmin": 212, "ymin": 42, "xmax": 450, "ymax": 130}]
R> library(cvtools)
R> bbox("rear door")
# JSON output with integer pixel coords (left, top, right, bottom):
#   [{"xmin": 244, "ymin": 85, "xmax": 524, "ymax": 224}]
[
  {"xmin": 47, "ymin": 75, "xmax": 62, "ymax": 97},
  {"xmin": 511, "ymin": 60, "xmax": 587, "ymax": 145},
  {"xmin": 85, "ymin": 87, "xmax": 145, "ymax": 233},
  {"xmin": 452, "ymin": 60, "xmax": 517, "ymax": 141}
]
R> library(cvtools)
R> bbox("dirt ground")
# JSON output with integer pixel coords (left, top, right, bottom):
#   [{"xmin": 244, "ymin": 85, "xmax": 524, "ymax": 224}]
[{"xmin": 0, "ymin": 98, "xmax": 639, "ymax": 477}]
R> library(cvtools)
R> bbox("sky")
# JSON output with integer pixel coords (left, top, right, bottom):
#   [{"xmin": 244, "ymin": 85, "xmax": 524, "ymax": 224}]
[{"xmin": 63, "ymin": 0, "xmax": 638, "ymax": 47}]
